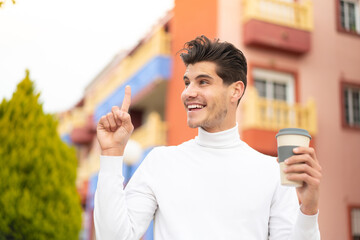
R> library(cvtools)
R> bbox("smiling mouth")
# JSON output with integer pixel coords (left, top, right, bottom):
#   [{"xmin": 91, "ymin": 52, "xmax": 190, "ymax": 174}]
[{"xmin": 187, "ymin": 104, "xmax": 206, "ymax": 111}]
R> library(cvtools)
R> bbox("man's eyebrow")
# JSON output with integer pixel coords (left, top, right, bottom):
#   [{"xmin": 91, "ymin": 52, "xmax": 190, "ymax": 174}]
[
  {"xmin": 183, "ymin": 74, "xmax": 214, "ymax": 81},
  {"xmin": 195, "ymin": 74, "xmax": 214, "ymax": 80}
]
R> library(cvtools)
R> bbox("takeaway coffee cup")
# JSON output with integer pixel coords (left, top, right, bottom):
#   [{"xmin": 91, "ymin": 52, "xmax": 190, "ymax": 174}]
[{"xmin": 276, "ymin": 128, "xmax": 311, "ymax": 187}]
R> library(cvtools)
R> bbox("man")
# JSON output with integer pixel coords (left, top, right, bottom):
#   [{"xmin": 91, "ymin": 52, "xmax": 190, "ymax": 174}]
[{"xmin": 94, "ymin": 35, "xmax": 322, "ymax": 239}]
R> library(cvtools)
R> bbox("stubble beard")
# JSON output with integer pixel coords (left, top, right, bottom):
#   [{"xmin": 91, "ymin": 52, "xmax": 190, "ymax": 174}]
[{"xmin": 187, "ymin": 103, "xmax": 228, "ymax": 130}]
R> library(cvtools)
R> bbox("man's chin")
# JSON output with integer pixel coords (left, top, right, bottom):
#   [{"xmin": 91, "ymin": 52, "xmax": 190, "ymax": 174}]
[{"xmin": 187, "ymin": 121, "xmax": 201, "ymax": 129}]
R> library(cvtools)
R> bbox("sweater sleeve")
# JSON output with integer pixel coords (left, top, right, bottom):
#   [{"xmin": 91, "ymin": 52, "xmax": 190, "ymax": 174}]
[
  {"xmin": 269, "ymin": 183, "xmax": 320, "ymax": 240},
  {"xmin": 289, "ymin": 210, "xmax": 320, "ymax": 239},
  {"xmin": 94, "ymin": 155, "xmax": 157, "ymax": 240}
]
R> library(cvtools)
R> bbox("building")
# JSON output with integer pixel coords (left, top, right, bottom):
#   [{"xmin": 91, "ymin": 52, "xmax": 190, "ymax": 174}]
[{"xmin": 58, "ymin": 0, "xmax": 360, "ymax": 239}]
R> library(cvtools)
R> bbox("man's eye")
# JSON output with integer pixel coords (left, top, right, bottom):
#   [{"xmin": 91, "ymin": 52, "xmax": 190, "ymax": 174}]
[
  {"xmin": 200, "ymin": 80, "xmax": 208, "ymax": 85},
  {"xmin": 184, "ymin": 81, "xmax": 190, "ymax": 87}
]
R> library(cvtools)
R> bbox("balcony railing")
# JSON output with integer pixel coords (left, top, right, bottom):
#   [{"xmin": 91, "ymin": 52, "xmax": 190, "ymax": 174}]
[
  {"xmin": 131, "ymin": 112, "xmax": 167, "ymax": 148},
  {"xmin": 242, "ymin": 0, "xmax": 313, "ymax": 31},
  {"xmin": 57, "ymin": 108, "xmax": 88, "ymax": 135},
  {"xmin": 242, "ymin": 87, "xmax": 317, "ymax": 135}
]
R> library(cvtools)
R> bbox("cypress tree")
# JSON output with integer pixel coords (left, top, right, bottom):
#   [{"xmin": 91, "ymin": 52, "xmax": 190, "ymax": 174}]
[{"xmin": 0, "ymin": 70, "xmax": 82, "ymax": 240}]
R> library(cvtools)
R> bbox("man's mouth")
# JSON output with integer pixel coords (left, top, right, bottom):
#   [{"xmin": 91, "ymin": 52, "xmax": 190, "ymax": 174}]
[{"xmin": 187, "ymin": 104, "xmax": 206, "ymax": 111}]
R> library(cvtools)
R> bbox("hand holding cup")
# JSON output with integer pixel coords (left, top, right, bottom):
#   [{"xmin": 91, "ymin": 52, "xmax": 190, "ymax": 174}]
[{"xmin": 276, "ymin": 128, "xmax": 322, "ymax": 215}]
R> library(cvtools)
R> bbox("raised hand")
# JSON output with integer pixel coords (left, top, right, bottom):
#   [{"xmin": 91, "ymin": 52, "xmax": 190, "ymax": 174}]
[
  {"xmin": 97, "ymin": 86, "xmax": 134, "ymax": 156},
  {"xmin": 283, "ymin": 147, "xmax": 322, "ymax": 215}
]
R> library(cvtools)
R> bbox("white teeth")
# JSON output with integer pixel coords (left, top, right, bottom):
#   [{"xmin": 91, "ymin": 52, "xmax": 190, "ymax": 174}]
[{"xmin": 188, "ymin": 104, "xmax": 204, "ymax": 109}]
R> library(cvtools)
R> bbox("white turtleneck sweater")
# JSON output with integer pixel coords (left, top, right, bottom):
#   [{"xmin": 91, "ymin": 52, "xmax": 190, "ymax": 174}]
[{"xmin": 94, "ymin": 125, "xmax": 320, "ymax": 240}]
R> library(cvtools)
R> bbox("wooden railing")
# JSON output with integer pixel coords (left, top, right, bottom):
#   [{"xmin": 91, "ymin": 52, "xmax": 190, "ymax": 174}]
[
  {"xmin": 57, "ymin": 108, "xmax": 88, "ymax": 135},
  {"xmin": 242, "ymin": 87, "xmax": 317, "ymax": 135},
  {"xmin": 242, "ymin": 0, "xmax": 313, "ymax": 31},
  {"xmin": 131, "ymin": 112, "xmax": 167, "ymax": 148}
]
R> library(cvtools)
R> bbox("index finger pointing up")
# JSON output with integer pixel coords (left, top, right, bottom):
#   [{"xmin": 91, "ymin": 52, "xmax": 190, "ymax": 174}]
[{"xmin": 121, "ymin": 85, "xmax": 131, "ymax": 112}]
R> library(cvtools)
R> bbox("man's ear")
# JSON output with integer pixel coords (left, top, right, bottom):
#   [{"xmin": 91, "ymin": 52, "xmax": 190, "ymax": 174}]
[{"xmin": 230, "ymin": 81, "xmax": 245, "ymax": 103}]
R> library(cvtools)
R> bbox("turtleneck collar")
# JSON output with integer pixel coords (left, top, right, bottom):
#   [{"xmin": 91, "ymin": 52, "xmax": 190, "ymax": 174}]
[{"xmin": 194, "ymin": 123, "xmax": 242, "ymax": 149}]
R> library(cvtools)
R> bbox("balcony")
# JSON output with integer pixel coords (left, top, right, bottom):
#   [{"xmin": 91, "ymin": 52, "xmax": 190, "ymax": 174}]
[
  {"xmin": 57, "ymin": 108, "xmax": 96, "ymax": 144},
  {"xmin": 240, "ymin": 87, "xmax": 317, "ymax": 155},
  {"xmin": 242, "ymin": 0, "xmax": 313, "ymax": 54},
  {"xmin": 94, "ymin": 27, "xmax": 172, "ymax": 123}
]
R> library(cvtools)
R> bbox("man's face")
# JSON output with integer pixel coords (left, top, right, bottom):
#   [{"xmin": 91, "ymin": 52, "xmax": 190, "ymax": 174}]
[{"xmin": 181, "ymin": 61, "xmax": 235, "ymax": 133}]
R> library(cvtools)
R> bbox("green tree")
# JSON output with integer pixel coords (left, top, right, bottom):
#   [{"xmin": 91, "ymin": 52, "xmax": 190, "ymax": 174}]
[{"xmin": 0, "ymin": 70, "xmax": 82, "ymax": 240}]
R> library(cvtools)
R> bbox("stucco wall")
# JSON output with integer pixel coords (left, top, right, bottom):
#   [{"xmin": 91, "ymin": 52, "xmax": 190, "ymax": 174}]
[{"xmin": 218, "ymin": 0, "xmax": 360, "ymax": 239}]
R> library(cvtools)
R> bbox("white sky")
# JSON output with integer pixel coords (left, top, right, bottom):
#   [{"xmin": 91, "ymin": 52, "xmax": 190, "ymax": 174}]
[{"xmin": 0, "ymin": 0, "xmax": 174, "ymax": 113}]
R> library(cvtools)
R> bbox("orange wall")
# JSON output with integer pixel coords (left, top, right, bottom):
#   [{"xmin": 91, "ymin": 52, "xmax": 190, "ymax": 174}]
[
  {"xmin": 166, "ymin": 0, "xmax": 218, "ymax": 145},
  {"xmin": 242, "ymin": 129, "xmax": 278, "ymax": 156}
]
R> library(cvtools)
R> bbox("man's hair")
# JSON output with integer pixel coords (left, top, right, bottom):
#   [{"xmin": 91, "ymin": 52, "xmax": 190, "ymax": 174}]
[{"xmin": 180, "ymin": 35, "xmax": 247, "ymax": 94}]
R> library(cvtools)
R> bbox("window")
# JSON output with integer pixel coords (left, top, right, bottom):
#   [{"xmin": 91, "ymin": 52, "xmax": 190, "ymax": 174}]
[
  {"xmin": 343, "ymin": 84, "xmax": 360, "ymax": 127},
  {"xmin": 252, "ymin": 68, "xmax": 297, "ymax": 127},
  {"xmin": 351, "ymin": 207, "xmax": 360, "ymax": 240},
  {"xmin": 253, "ymin": 68, "xmax": 295, "ymax": 104},
  {"xmin": 339, "ymin": 0, "xmax": 360, "ymax": 34}
]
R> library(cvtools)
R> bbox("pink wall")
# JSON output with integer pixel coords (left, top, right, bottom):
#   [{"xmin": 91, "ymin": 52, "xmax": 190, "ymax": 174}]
[
  {"xmin": 301, "ymin": 1, "xmax": 360, "ymax": 239},
  {"xmin": 218, "ymin": 0, "xmax": 360, "ymax": 239}
]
